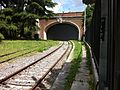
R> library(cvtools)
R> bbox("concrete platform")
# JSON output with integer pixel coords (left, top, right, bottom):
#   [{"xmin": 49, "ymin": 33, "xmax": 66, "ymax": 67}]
[{"xmin": 71, "ymin": 46, "xmax": 89, "ymax": 90}]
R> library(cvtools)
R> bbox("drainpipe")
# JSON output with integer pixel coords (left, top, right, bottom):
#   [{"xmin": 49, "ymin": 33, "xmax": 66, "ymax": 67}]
[{"xmin": 83, "ymin": 8, "xmax": 86, "ymax": 41}]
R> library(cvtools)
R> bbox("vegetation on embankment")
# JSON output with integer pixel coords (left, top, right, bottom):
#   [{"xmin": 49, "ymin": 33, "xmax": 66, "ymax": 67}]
[
  {"xmin": 64, "ymin": 41, "xmax": 82, "ymax": 90},
  {"xmin": 0, "ymin": 40, "xmax": 58, "ymax": 62},
  {"xmin": 85, "ymin": 43, "xmax": 94, "ymax": 90}
]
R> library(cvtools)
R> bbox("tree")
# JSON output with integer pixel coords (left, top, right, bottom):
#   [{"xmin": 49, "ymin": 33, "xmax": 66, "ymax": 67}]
[
  {"xmin": 0, "ymin": 0, "xmax": 57, "ymax": 39},
  {"xmin": 13, "ymin": 12, "xmax": 40, "ymax": 38},
  {"xmin": 0, "ymin": 8, "xmax": 18, "ymax": 39},
  {"xmin": 26, "ymin": 0, "xmax": 57, "ymax": 17},
  {"xmin": 82, "ymin": 0, "xmax": 95, "ymax": 5},
  {"xmin": 86, "ymin": 4, "xmax": 95, "ymax": 28}
]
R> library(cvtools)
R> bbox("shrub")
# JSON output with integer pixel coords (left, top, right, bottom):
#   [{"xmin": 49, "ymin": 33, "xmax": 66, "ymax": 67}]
[
  {"xmin": 34, "ymin": 34, "xmax": 39, "ymax": 40},
  {"xmin": 0, "ymin": 33, "xmax": 4, "ymax": 42}
]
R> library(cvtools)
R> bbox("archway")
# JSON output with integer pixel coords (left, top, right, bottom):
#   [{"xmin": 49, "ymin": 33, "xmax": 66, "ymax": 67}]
[{"xmin": 46, "ymin": 23, "xmax": 79, "ymax": 40}]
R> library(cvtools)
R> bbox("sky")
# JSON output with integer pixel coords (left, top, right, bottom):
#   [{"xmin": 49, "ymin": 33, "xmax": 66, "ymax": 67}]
[{"xmin": 51, "ymin": 0, "xmax": 87, "ymax": 13}]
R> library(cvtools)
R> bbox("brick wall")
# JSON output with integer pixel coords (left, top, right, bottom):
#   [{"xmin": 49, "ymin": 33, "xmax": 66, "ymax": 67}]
[
  {"xmin": 57, "ymin": 12, "xmax": 83, "ymax": 17},
  {"xmin": 39, "ymin": 12, "xmax": 84, "ymax": 40}
]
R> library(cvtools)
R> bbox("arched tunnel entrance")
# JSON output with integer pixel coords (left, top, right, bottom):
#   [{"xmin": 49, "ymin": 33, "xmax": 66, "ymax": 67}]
[{"xmin": 46, "ymin": 23, "xmax": 79, "ymax": 40}]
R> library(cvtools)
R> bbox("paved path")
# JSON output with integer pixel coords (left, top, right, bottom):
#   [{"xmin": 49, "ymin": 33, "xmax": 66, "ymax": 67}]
[{"xmin": 71, "ymin": 46, "xmax": 89, "ymax": 90}]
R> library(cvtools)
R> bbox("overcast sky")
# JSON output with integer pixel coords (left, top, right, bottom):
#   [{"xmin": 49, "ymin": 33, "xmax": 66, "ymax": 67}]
[{"xmin": 51, "ymin": 0, "xmax": 87, "ymax": 13}]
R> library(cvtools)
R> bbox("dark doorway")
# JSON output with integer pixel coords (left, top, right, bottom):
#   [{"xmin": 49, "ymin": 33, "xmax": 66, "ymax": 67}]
[{"xmin": 46, "ymin": 23, "xmax": 79, "ymax": 40}]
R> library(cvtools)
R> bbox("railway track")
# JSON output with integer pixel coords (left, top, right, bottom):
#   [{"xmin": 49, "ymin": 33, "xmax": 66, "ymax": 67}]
[
  {"xmin": 0, "ymin": 46, "xmax": 38, "ymax": 58},
  {"xmin": 0, "ymin": 42, "xmax": 63, "ymax": 81},
  {"xmin": 0, "ymin": 46, "xmax": 41, "ymax": 64},
  {"xmin": 0, "ymin": 41, "xmax": 73, "ymax": 90}
]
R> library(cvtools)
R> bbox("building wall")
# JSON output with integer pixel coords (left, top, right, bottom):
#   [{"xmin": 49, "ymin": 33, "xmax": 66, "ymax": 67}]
[
  {"xmin": 84, "ymin": 0, "xmax": 120, "ymax": 89},
  {"xmin": 57, "ymin": 12, "xmax": 84, "ymax": 17},
  {"xmin": 113, "ymin": 0, "xmax": 120, "ymax": 90},
  {"xmin": 99, "ymin": 0, "xmax": 108, "ymax": 89}
]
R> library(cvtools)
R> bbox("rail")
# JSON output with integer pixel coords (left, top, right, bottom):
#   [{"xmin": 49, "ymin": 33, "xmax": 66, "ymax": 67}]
[
  {"xmin": 30, "ymin": 41, "xmax": 72, "ymax": 90},
  {"xmin": 0, "ymin": 41, "xmax": 73, "ymax": 90},
  {"xmin": 0, "ymin": 42, "xmax": 64, "ymax": 84}
]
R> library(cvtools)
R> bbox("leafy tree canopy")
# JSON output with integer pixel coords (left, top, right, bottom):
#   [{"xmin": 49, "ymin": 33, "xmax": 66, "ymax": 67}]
[
  {"xmin": 0, "ymin": 0, "xmax": 57, "ymax": 39},
  {"xmin": 86, "ymin": 4, "xmax": 95, "ymax": 27},
  {"xmin": 82, "ymin": 0, "xmax": 95, "ymax": 5}
]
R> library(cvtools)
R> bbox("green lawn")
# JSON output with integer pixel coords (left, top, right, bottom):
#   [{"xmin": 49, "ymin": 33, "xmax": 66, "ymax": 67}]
[{"xmin": 0, "ymin": 40, "xmax": 58, "ymax": 62}]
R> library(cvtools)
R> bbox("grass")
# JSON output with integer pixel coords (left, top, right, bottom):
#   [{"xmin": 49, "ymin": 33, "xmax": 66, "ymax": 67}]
[
  {"xmin": 64, "ymin": 40, "xmax": 82, "ymax": 90},
  {"xmin": 85, "ymin": 43, "xmax": 94, "ymax": 90},
  {"xmin": 0, "ymin": 40, "xmax": 58, "ymax": 62}
]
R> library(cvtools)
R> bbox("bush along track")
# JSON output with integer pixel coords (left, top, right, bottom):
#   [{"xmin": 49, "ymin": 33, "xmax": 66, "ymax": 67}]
[{"xmin": 64, "ymin": 41, "xmax": 82, "ymax": 90}]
